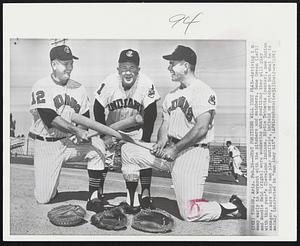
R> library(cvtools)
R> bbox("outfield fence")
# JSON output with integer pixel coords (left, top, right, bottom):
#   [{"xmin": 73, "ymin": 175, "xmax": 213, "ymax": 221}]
[{"xmin": 10, "ymin": 137, "xmax": 247, "ymax": 175}]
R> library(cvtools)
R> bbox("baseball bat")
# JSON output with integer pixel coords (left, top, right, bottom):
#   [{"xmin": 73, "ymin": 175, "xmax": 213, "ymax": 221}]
[
  {"xmin": 118, "ymin": 130, "xmax": 152, "ymax": 151},
  {"xmin": 87, "ymin": 114, "xmax": 144, "ymax": 138},
  {"xmin": 71, "ymin": 113, "xmax": 151, "ymax": 151}
]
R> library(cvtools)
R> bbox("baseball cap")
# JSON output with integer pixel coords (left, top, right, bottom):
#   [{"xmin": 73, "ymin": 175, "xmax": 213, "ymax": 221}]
[
  {"xmin": 50, "ymin": 45, "xmax": 78, "ymax": 61},
  {"xmin": 118, "ymin": 49, "xmax": 140, "ymax": 66},
  {"xmin": 162, "ymin": 45, "xmax": 197, "ymax": 65}
]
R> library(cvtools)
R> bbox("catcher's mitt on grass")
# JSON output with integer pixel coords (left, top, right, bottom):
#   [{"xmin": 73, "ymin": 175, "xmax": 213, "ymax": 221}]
[
  {"xmin": 91, "ymin": 207, "xmax": 128, "ymax": 231},
  {"xmin": 47, "ymin": 204, "xmax": 86, "ymax": 227},
  {"xmin": 131, "ymin": 208, "xmax": 175, "ymax": 233}
]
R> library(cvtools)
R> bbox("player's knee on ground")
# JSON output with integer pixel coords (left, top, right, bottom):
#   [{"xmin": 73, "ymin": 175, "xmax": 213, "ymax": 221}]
[
  {"xmin": 34, "ymin": 187, "xmax": 57, "ymax": 204},
  {"xmin": 178, "ymin": 199, "xmax": 222, "ymax": 222}
]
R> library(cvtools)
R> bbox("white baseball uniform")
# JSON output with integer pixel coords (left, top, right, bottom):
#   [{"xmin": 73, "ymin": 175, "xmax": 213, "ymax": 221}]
[
  {"xmin": 121, "ymin": 80, "xmax": 220, "ymax": 221},
  {"xmin": 29, "ymin": 76, "xmax": 105, "ymax": 204},
  {"xmin": 228, "ymin": 145, "xmax": 243, "ymax": 175},
  {"xmin": 94, "ymin": 72, "xmax": 160, "ymax": 139},
  {"xmin": 94, "ymin": 72, "xmax": 160, "ymax": 167}
]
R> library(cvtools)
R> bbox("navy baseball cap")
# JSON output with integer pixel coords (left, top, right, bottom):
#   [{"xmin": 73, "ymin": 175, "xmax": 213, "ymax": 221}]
[
  {"xmin": 163, "ymin": 45, "xmax": 197, "ymax": 65},
  {"xmin": 118, "ymin": 49, "xmax": 140, "ymax": 66},
  {"xmin": 50, "ymin": 45, "xmax": 78, "ymax": 61}
]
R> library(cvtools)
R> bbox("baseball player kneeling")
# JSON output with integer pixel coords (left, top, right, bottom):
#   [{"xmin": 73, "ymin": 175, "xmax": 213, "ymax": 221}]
[
  {"xmin": 29, "ymin": 45, "xmax": 106, "ymax": 204},
  {"xmin": 121, "ymin": 45, "xmax": 247, "ymax": 221}
]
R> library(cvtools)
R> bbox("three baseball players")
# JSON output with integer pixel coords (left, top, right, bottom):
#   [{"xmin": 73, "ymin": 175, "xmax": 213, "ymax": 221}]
[
  {"xmin": 87, "ymin": 49, "xmax": 160, "ymax": 213},
  {"xmin": 29, "ymin": 44, "xmax": 246, "ymax": 222}
]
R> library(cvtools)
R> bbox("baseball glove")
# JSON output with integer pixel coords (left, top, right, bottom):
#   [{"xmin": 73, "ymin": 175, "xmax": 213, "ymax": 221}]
[
  {"xmin": 131, "ymin": 208, "xmax": 175, "ymax": 233},
  {"xmin": 91, "ymin": 207, "xmax": 127, "ymax": 231},
  {"xmin": 47, "ymin": 204, "xmax": 86, "ymax": 227}
]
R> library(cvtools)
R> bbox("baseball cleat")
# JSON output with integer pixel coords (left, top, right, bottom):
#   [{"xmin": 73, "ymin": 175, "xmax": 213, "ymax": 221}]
[
  {"xmin": 118, "ymin": 202, "xmax": 141, "ymax": 215},
  {"xmin": 86, "ymin": 198, "xmax": 112, "ymax": 213},
  {"xmin": 140, "ymin": 196, "xmax": 156, "ymax": 210},
  {"xmin": 229, "ymin": 195, "xmax": 247, "ymax": 219}
]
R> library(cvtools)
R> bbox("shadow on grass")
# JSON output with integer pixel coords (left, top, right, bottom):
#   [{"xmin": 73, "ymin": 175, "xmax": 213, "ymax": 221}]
[
  {"xmin": 49, "ymin": 191, "xmax": 127, "ymax": 204},
  {"xmin": 152, "ymin": 197, "xmax": 183, "ymax": 220},
  {"xmin": 49, "ymin": 191, "xmax": 89, "ymax": 204},
  {"xmin": 49, "ymin": 191, "xmax": 183, "ymax": 219}
]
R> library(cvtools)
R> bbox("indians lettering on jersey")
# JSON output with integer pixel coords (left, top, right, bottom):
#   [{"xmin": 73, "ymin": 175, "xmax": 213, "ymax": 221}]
[
  {"xmin": 163, "ymin": 80, "xmax": 217, "ymax": 143},
  {"xmin": 53, "ymin": 93, "xmax": 81, "ymax": 113},
  {"xmin": 94, "ymin": 72, "xmax": 160, "ymax": 125},
  {"xmin": 29, "ymin": 76, "xmax": 90, "ymax": 138},
  {"xmin": 167, "ymin": 96, "xmax": 193, "ymax": 122},
  {"xmin": 31, "ymin": 91, "xmax": 81, "ymax": 113},
  {"xmin": 107, "ymin": 98, "xmax": 144, "ymax": 114}
]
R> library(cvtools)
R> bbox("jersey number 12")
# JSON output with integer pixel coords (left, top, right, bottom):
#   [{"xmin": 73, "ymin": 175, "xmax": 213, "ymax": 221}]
[{"xmin": 31, "ymin": 90, "xmax": 46, "ymax": 105}]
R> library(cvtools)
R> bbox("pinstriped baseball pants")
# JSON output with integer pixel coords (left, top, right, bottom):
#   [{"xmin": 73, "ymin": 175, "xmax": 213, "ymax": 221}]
[
  {"xmin": 121, "ymin": 142, "xmax": 217, "ymax": 221},
  {"xmin": 33, "ymin": 137, "xmax": 105, "ymax": 204}
]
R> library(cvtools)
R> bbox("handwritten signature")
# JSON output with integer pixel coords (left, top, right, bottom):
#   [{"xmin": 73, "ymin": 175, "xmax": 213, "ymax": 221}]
[{"xmin": 169, "ymin": 12, "xmax": 203, "ymax": 35}]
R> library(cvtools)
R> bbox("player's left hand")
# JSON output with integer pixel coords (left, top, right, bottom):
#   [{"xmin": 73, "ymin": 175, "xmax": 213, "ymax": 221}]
[{"xmin": 161, "ymin": 146, "xmax": 179, "ymax": 161}]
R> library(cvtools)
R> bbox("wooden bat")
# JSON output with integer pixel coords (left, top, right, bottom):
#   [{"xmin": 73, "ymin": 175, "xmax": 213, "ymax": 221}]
[
  {"xmin": 117, "ymin": 130, "xmax": 152, "ymax": 151},
  {"xmin": 71, "ymin": 113, "xmax": 151, "ymax": 151},
  {"xmin": 87, "ymin": 114, "xmax": 144, "ymax": 138}
]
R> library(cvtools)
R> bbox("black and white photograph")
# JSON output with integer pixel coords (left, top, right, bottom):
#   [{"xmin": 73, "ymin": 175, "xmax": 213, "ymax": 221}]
[
  {"xmin": 9, "ymin": 39, "xmax": 247, "ymax": 236},
  {"xmin": 3, "ymin": 3, "xmax": 296, "ymax": 241}
]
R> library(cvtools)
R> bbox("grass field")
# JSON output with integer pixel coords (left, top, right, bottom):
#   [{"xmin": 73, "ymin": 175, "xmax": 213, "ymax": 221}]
[{"xmin": 9, "ymin": 162, "xmax": 249, "ymax": 238}]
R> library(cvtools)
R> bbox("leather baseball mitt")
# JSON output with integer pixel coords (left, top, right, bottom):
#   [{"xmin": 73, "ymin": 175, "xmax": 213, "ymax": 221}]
[
  {"xmin": 131, "ymin": 208, "xmax": 175, "ymax": 233},
  {"xmin": 91, "ymin": 207, "xmax": 128, "ymax": 230},
  {"xmin": 47, "ymin": 204, "xmax": 86, "ymax": 227}
]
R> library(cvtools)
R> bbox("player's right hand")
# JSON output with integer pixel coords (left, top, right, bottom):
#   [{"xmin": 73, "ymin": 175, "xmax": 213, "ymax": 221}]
[{"xmin": 151, "ymin": 142, "xmax": 165, "ymax": 158}]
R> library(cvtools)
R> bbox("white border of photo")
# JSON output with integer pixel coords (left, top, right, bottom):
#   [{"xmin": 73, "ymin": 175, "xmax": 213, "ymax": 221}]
[{"xmin": 3, "ymin": 3, "xmax": 297, "ymax": 242}]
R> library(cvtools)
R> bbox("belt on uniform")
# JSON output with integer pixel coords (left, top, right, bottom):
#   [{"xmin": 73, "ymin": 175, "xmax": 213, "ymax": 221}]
[
  {"xmin": 28, "ymin": 132, "xmax": 65, "ymax": 142},
  {"xmin": 169, "ymin": 137, "xmax": 208, "ymax": 148}
]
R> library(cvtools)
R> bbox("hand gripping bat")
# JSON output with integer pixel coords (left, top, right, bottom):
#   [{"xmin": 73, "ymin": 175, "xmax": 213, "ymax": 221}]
[
  {"xmin": 86, "ymin": 114, "xmax": 144, "ymax": 138},
  {"xmin": 71, "ymin": 113, "xmax": 152, "ymax": 151}
]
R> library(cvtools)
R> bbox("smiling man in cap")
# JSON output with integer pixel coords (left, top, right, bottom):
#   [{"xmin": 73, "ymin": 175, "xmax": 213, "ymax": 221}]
[
  {"xmin": 29, "ymin": 44, "xmax": 106, "ymax": 204},
  {"xmin": 89, "ymin": 48, "xmax": 160, "ymax": 213}
]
